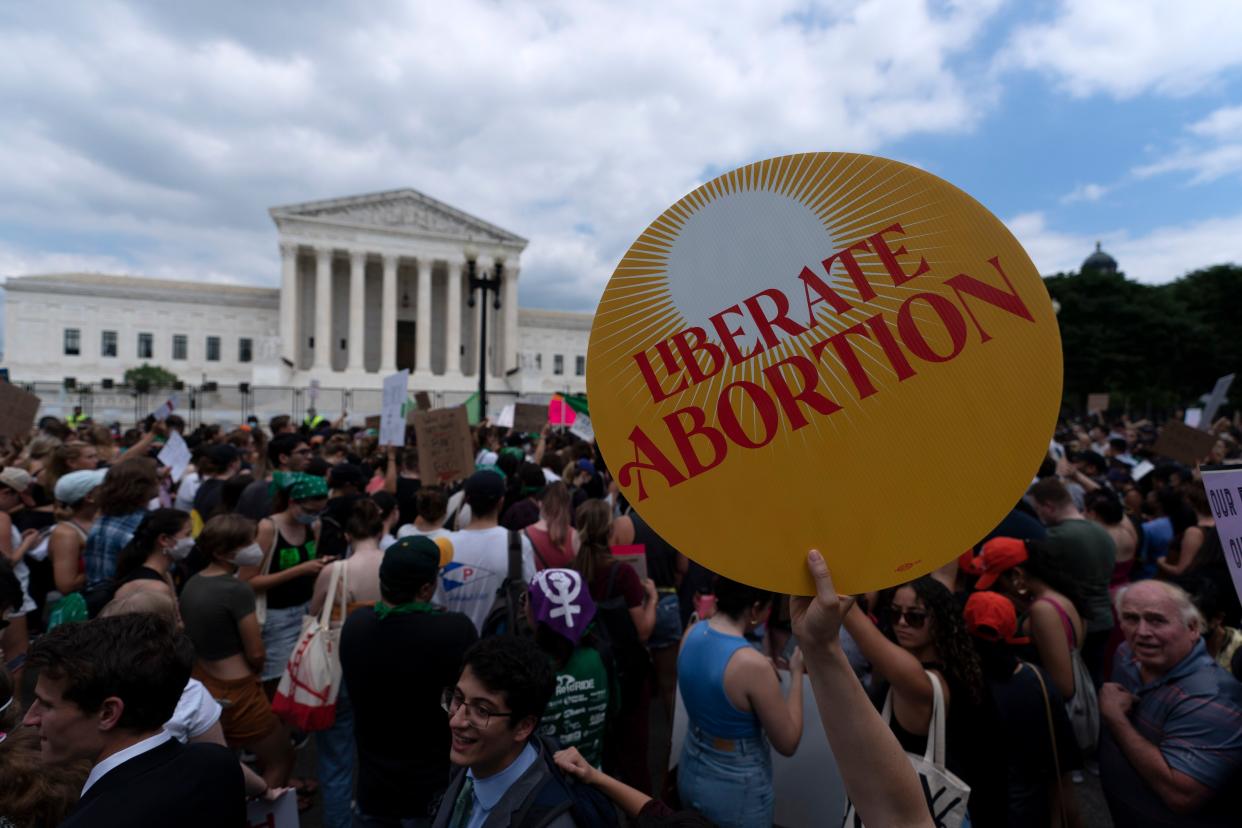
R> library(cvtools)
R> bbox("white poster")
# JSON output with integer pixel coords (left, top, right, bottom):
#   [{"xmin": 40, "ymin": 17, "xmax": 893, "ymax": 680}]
[
  {"xmin": 1200, "ymin": 374, "xmax": 1235, "ymax": 428},
  {"xmin": 379, "ymin": 370, "xmax": 409, "ymax": 447},
  {"xmin": 151, "ymin": 398, "xmax": 175, "ymax": 421},
  {"xmin": 1184, "ymin": 408, "xmax": 1203, "ymax": 428},
  {"xmin": 1201, "ymin": 466, "xmax": 1242, "ymax": 608},
  {"xmin": 569, "ymin": 412, "xmax": 595, "ymax": 443},
  {"xmin": 157, "ymin": 431, "xmax": 192, "ymax": 483}
]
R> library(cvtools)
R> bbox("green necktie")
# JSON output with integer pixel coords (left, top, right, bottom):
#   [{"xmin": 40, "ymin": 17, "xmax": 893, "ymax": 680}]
[{"xmin": 448, "ymin": 776, "xmax": 475, "ymax": 828}]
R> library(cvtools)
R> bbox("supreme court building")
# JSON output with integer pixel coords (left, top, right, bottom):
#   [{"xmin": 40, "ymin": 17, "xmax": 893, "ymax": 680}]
[{"xmin": 2, "ymin": 189, "xmax": 591, "ymax": 405}]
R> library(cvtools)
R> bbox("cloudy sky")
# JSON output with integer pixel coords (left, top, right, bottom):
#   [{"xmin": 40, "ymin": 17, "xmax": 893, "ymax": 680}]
[{"xmin": 2, "ymin": 0, "xmax": 1241, "ymax": 315}]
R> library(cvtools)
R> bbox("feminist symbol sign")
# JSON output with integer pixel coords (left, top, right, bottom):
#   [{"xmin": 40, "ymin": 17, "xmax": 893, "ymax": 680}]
[
  {"xmin": 587, "ymin": 152, "xmax": 1062, "ymax": 595},
  {"xmin": 534, "ymin": 569, "xmax": 584, "ymax": 628}
]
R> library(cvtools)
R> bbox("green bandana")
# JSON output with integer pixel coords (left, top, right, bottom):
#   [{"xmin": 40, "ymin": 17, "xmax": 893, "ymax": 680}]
[
  {"xmin": 270, "ymin": 471, "xmax": 328, "ymax": 502},
  {"xmin": 374, "ymin": 600, "xmax": 439, "ymax": 620}
]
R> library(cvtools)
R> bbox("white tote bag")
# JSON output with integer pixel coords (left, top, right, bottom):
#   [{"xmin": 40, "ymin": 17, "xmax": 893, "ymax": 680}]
[
  {"xmin": 843, "ymin": 670, "xmax": 971, "ymax": 828},
  {"xmin": 271, "ymin": 561, "xmax": 348, "ymax": 732}
]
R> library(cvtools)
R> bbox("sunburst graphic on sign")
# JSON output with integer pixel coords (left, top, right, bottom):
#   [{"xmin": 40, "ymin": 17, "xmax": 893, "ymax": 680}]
[{"xmin": 588, "ymin": 153, "xmax": 1062, "ymax": 595}]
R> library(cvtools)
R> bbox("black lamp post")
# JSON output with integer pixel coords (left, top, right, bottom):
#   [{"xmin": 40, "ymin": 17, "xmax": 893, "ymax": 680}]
[{"xmin": 466, "ymin": 248, "xmax": 504, "ymax": 420}]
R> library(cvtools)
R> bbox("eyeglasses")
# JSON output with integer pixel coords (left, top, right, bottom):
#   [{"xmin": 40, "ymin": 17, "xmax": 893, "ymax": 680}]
[
  {"xmin": 441, "ymin": 688, "xmax": 514, "ymax": 728},
  {"xmin": 888, "ymin": 607, "xmax": 928, "ymax": 629}
]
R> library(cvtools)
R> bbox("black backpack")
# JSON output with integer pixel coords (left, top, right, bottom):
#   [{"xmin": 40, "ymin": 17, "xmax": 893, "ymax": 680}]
[
  {"xmin": 480, "ymin": 531, "xmax": 533, "ymax": 638},
  {"xmin": 591, "ymin": 564, "xmax": 651, "ymax": 713},
  {"xmin": 511, "ymin": 735, "xmax": 621, "ymax": 828}
]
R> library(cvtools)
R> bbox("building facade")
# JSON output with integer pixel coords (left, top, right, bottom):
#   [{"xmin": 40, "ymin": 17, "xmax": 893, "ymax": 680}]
[{"xmin": 1, "ymin": 189, "xmax": 591, "ymax": 412}]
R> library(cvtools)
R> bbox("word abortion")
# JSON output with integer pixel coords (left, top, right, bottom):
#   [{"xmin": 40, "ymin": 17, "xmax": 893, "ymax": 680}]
[{"xmin": 618, "ymin": 224, "xmax": 1040, "ymax": 500}]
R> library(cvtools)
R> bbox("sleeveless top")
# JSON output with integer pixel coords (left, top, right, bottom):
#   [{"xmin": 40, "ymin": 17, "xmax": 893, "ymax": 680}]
[
  {"xmin": 266, "ymin": 525, "xmax": 318, "ymax": 609},
  {"xmin": 523, "ymin": 525, "xmax": 575, "ymax": 570},
  {"xmin": 1033, "ymin": 596, "xmax": 1078, "ymax": 650},
  {"xmin": 678, "ymin": 623, "xmax": 760, "ymax": 739}
]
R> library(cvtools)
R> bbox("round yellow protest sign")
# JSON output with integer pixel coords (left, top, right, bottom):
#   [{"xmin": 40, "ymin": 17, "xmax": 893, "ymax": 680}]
[{"xmin": 587, "ymin": 152, "xmax": 1062, "ymax": 595}]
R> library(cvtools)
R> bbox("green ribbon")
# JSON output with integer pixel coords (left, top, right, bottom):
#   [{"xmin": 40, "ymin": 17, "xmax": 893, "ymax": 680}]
[{"xmin": 374, "ymin": 600, "xmax": 439, "ymax": 620}]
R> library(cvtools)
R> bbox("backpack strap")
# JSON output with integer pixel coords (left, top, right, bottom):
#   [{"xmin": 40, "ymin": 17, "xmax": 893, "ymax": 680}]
[
  {"xmin": 508, "ymin": 530, "xmax": 524, "ymax": 581},
  {"xmin": 605, "ymin": 560, "xmax": 621, "ymax": 599},
  {"xmin": 523, "ymin": 527, "xmax": 551, "ymax": 570}
]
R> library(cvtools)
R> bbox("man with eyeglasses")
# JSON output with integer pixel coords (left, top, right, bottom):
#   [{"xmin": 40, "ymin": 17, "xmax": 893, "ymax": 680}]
[
  {"xmin": 235, "ymin": 433, "xmax": 313, "ymax": 521},
  {"xmin": 432, "ymin": 635, "xmax": 583, "ymax": 828},
  {"xmin": 341, "ymin": 536, "xmax": 476, "ymax": 827}
]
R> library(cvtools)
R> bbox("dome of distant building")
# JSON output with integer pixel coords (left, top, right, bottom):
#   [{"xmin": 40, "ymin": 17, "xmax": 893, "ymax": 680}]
[{"xmin": 1081, "ymin": 241, "xmax": 1117, "ymax": 274}]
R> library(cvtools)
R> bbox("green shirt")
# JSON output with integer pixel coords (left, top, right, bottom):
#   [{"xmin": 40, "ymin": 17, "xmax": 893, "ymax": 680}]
[
  {"xmin": 541, "ymin": 645, "xmax": 611, "ymax": 768},
  {"xmin": 1048, "ymin": 518, "xmax": 1116, "ymax": 633}
]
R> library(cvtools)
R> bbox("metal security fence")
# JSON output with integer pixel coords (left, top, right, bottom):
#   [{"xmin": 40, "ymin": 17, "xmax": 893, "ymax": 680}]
[{"xmin": 19, "ymin": 382, "xmax": 534, "ymax": 430}]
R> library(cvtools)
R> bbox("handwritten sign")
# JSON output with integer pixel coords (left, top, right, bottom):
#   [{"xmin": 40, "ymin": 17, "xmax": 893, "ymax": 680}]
[
  {"xmin": 587, "ymin": 152, "xmax": 1062, "ymax": 594},
  {"xmin": 611, "ymin": 544, "xmax": 648, "ymax": 581},
  {"xmin": 1087, "ymin": 393, "xmax": 1109, "ymax": 416},
  {"xmin": 379, "ymin": 370, "xmax": 409, "ymax": 447},
  {"xmin": 412, "ymin": 406, "xmax": 475, "ymax": 484},
  {"xmin": 513, "ymin": 403, "xmax": 547, "ymax": 434},
  {"xmin": 1201, "ymin": 465, "xmax": 1242, "ymax": 608},
  {"xmin": 0, "ymin": 382, "xmax": 40, "ymax": 439},
  {"xmin": 1153, "ymin": 420, "xmax": 1217, "ymax": 465}
]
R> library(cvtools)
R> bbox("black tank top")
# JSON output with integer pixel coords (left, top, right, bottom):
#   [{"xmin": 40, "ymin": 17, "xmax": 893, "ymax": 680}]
[{"xmin": 266, "ymin": 525, "xmax": 318, "ymax": 609}]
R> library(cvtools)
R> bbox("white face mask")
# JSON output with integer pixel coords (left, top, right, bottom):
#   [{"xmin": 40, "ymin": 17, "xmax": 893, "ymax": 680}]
[
  {"xmin": 232, "ymin": 543, "xmax": 264, "ymax": 568},
  {"xmin": 168, "ymin": 537, "xmax": 196, "ymax": 561}
]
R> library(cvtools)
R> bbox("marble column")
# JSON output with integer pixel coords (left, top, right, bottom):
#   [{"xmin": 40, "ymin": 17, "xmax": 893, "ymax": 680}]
[
  {"xmin": 313, "ymin": 245, "xmax": 333, "ymax": 372},
  {"xmin": 380, "ymin": 254, "xmax": 398, "ymax": 374},
  {"xmin": 348, "ymin": 250, "xmax": 367, "ymax": 372},
  {"xmin": 503, "ymin": 263, "xmax": 518, "ymax": 377},
  {"xmin": 415, "ymin": 258, "xmax": 432, "ymax": 374},
  {"xmin": 445, "ymin": 260, "xmax": 463, "ymax": 376},
  {"xmin": 279, "ymin": 242, "xmax": 299, "ymax": 367}
]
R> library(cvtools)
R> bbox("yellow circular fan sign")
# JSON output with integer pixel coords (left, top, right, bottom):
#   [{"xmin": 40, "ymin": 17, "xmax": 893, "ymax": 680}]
[{"xmin": 587, "ymin": 153, "xmax": 1062, "ymax": 595}]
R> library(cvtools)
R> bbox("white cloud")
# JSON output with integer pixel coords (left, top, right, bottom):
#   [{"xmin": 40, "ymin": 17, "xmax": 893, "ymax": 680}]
[
  {"xmin": 1060, "ymin": 182, "xmax": 1108, "ymax": 203},
  {"xmin": 1133, "ymin": 103, "xmax": 1242, "ymax": 184},
  {"xmin": 1006, "ymin": 210, "xmax": 1242, "ymax": 282},
  {"xmin": 1003, "ymin": 1, "xmax": 1242, "ymax": 98},
  {"xmin": 0, "ymin": 0, "xmax": 1006, "ymax": 310}
]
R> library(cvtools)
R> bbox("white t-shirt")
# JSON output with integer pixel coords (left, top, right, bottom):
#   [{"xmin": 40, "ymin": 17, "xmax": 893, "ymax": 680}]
[
  {"xmin": 163, "ymin": 678, "xmax": 222, "ymax": 743},
  {"xmin": 396, "ymin": 524, "xmax": 451, "ymax": 541},
  {"xmin": 436, "ymin": 525, "xmax": 536, "ymax": 633},
  {"xmin": 174, "ymin": 470, "xmax": 201, "ymax": 512}
]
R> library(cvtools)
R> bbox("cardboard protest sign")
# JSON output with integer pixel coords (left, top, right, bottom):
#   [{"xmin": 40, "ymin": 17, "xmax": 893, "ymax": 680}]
[
  {"xmin": 364, "ymin": 415, "xmax": 381, "ymax": 431},
  {"xmin": 1087, "ymin": 393, "xmax": 1109, "ymax": 416},
  {"xmin": 587, "ymin": 152, "xmax": 1062, "ymax": 594},
  {"xmin": 1153, "ymin": 420, "xmax": 1217, "ymax": 465},
  {"xmin": 379, "ymin": 370, "xmax": 409, "ymax": 447},
  {"xmin": 1200, "ymin": 466, "xmax": 1242, "ymax": 608},
  {"xmin": 513, "ymin": 403, "xmax": 547, "ymax": 434},
  {"xmin": 611, "ymin": 544, "xmax": 648, "ymax": 581},
  {"xmin": 0, "ymin": 382, "xmax": 40, "ymax": 439},
  {"xmin": 1201, "ymin": 373, "xmax": 1234, "ymax": 427},
  {"xmin": 415, "ymin": 391, "xmax": 432, "ymax": 411},
  {"xmin": 412, "ymin": 406, "xmax": 475, "ymax": 484}
]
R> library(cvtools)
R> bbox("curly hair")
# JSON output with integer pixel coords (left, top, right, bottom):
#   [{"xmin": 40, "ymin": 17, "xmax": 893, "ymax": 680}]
[
  {"xmin": 95, "ymin": 457, "xmax": 159, "ymax": 516},
  {"xmin": 901, "ymin": 577, "xmax": 983, "ymax": 705}
]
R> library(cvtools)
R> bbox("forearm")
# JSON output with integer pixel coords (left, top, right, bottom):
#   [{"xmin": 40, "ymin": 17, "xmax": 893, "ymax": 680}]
[
  {"xmin": 384, "ymin": 455, "xmax": 398, "ymax": 494},
  {"xmin": 806, "ymin": 644, "xmax": 931, "ymax": 827},
  {"xmin": 584, "ymin": 767, "xmax": 652, "ymax": 817},
  {"xmin": 247, "ymin": 569, "xmax": 301, "ymax": 592},
  {"xmin": 1105, "ymin": 714, "xmax": 1199, "ymax": 812}
]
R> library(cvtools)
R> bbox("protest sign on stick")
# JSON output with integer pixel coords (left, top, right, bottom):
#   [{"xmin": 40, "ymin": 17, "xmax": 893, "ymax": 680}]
[
  {"xmin": 1201, "ymin": 465, "xmax": 1242, "ymax": 609},
  {"xmin": 379, "ymin": 370, "xmax": 409, "ymax": 447},
  {"xmin": 513, "ymin": 403, "xmax": 547, "ymax": 434},
  {"xmin": 157, "ymin": 431, "xmax": 192, "ymax": 483},
  {"xmin": 1153, "ymin": 421, "xmax": 1217, "ymax": 465},
  {"xmin": 1200, "ymin": 374, "xmax": 1234, "ymax": 428},
  {"xmin": 412, "ymin": 406, "xmax": 475, "ymax": 484},
  {"xmin": 1087, "ymin": 393, "xmax": 1109, "ymax": 416},
  {"xmin": 0, "ymin": 382, "xmax": 40, "ymax": 439},
  {"xmin": 587, "ymin": 152, "xmax": 1063, "ymax": 594},
  {"xmin": 415, "ymin": 391, "xmax": 433, "ymax": 411}
]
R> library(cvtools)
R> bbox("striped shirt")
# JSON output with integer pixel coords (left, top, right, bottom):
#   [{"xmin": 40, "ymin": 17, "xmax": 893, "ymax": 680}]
[{"xmin": 1099, "ymin": 640, "xmax": 1242, "ymax": 826}]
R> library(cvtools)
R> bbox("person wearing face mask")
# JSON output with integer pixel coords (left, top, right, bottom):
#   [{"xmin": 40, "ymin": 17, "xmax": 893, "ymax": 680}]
[
  {"xmin": 111, "ymin": 508, "xmax": 192, "ymax": 603},
  {"xmin": 244, "ymin": 472, "xmax": 333, "ymax": 689},
  {"xmin": 180, "ymin": 513, "xmax": 295, "ymax": 790}
]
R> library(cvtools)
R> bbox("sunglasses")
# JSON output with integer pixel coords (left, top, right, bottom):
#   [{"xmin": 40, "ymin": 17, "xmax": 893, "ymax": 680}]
[{"xmin": 888, "ymin": 607, "xmax": 928, "ymax": 629}]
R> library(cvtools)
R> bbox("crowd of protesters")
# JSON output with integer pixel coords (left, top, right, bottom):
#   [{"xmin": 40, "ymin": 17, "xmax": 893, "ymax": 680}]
[{"xmin": 0, "ymin": 405, "xmax": 1240, "ymax": 827}]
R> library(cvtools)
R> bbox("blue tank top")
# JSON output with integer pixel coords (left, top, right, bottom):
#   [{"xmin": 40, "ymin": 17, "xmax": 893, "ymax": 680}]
[{"xmin": 678, "ymin": 622, "xmax": 760, "ymax": 739}]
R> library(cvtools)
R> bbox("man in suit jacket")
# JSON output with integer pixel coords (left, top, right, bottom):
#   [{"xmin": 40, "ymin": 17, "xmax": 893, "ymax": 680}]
[{"xmin": 24, "ymin": 613, "xmax": 245, "ymax": 827}]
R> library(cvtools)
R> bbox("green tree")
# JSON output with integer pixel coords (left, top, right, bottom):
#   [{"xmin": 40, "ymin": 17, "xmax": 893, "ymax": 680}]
[{"xmin": 123, "ymin": 363, "xmax": 179, "ymax": 388}]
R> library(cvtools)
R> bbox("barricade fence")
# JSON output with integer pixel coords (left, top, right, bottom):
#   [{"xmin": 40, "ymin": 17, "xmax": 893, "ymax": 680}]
[{"xmin": 20, "ymin": 382, "xmax": 541, "ymax": 430}]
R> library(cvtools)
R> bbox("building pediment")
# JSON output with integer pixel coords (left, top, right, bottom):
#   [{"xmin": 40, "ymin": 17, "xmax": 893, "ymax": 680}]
[{"xmin": 270, "ymin": 189, "xmax": 526, "ymax": 249}]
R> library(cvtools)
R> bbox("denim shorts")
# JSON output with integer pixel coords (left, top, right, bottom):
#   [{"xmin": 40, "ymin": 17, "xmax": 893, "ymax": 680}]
[
  {"xmin": 648, "ymin": 592, "xmax": 683, "ymax": 650},
  {"xmin": 261, "ymin": 603, "xmax": 307, "ymax": 682},
  {"xmin": 677, "ymin": 723, "xmax": 773, "ymax": 828}
]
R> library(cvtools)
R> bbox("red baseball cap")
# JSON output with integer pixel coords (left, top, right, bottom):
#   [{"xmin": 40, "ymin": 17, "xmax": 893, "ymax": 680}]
[
  {"xmin": 964, "ymin": 591, "xmax": 1029, "ymax": 645},
  {"xmin": 957, "ymin": 549, "xmax": 983, "ymax": 577},
  {"xmin": 973, "ymin": 536, "xmax": 1028, "ymax": 590}
]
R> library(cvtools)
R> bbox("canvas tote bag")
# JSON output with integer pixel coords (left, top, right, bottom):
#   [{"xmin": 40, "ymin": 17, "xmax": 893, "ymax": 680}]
[
  {"xmin": 271, "ymin": 560, "xmax": 348, "ymax": 731},
  {"xmin": 843, "ymin": 670, "xmax": 971, "ymax": 828}
]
